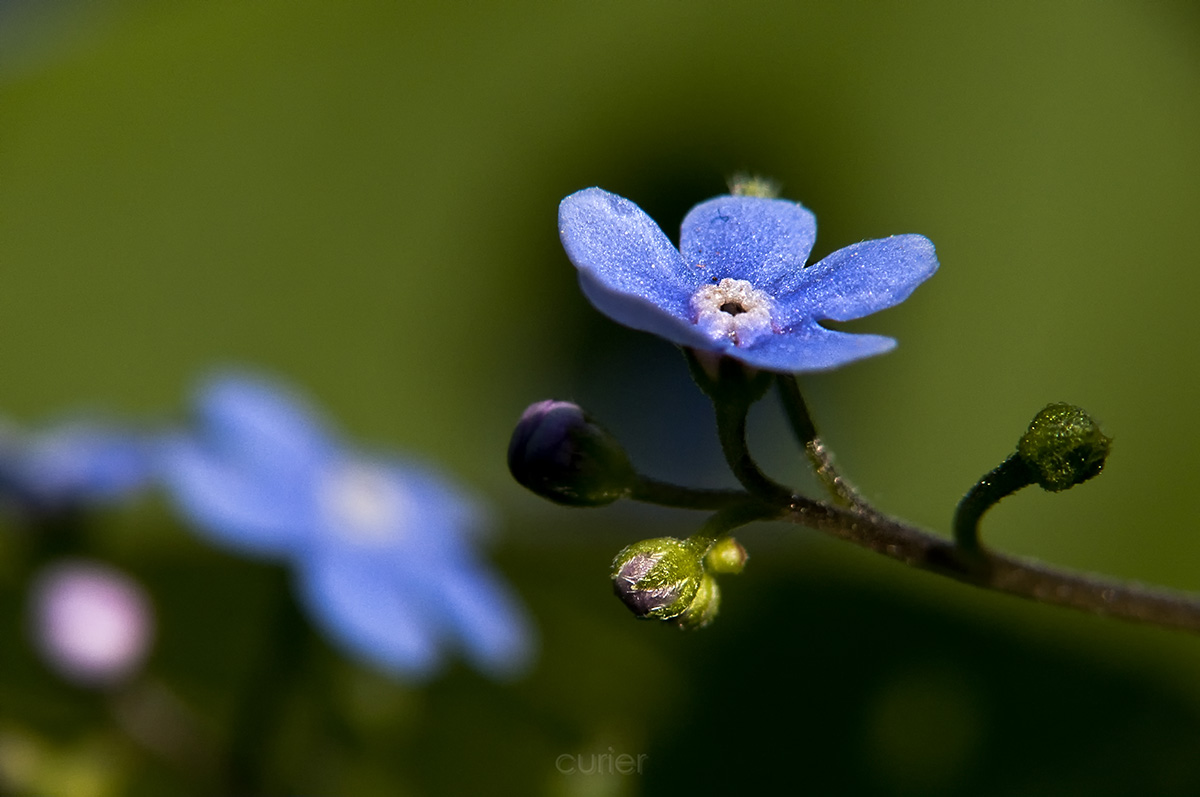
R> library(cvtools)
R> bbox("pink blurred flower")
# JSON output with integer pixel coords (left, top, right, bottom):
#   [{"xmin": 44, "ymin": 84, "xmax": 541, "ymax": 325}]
[{"xmin": 28, "ymin": 560, "xmax": 155, "ymax": 687}]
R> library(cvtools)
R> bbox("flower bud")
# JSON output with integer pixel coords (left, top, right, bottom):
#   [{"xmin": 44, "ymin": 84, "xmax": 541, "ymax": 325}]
[
  {"xmin": 677, "ymin": 572, "xmax": 720, "ymax": 629},
  {"xmin": 611, "ymin": 537, "xmax": 706, "ymax": 622},
  {"xmin": 728, "ymin": 173, "xmax": 781, "ymax": 199},
  {"xmin": 1017, "ymin": 403, "xmax": 1112, "ymax": 492},
  {"xmin": 507, "ymin": 400, "xmax": 635, "ymax": 507},
  {"xmin": 704, "ymin": 537, "xmax": 748, "ymax": 574}
]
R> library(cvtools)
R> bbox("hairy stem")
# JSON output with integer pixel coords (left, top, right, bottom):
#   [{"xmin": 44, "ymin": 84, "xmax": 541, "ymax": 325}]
[
  {"xmin": 783, "ymin": 497, "xmax": 1200, "ymax": 634},
  {"xmin": 775, "ymin": 375, "xmax": 873, "ymax": 512}
]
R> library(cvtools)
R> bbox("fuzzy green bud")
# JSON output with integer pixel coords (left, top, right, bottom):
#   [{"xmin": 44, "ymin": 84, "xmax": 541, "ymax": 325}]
[
  {"xmin": 704, "ymin": 537, "xmax": 748, "ymax": 575},
  {"xmin": 728, "ymin": 173, "xmax": 781, "ymax": 199},
  {"xmin": 508, "ymin": 400, "xmax": 635, "ymax": 507},
  {"xmin": 1017, "ymin": 403, "xmax": 1112, "ymax": 492},
  {"xmin": 611, "ymin": 537, "xmax": 708, "ymax": 623},
  {"xmin": 677, "ymin": 573, "xmax": 720, "ymax": 629}
]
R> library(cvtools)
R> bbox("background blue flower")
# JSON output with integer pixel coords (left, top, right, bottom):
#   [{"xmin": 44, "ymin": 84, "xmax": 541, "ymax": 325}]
[
  {"xmin": 161, "ymin": 371, "xmax": 535, "ymax": 680},
  {"xmin": 559, "ymin": 187, "xmax": 939, "ymax": 372},
  {"xmin": 0, "ymin": 419, "xmax": 154, "ymax": 515}
]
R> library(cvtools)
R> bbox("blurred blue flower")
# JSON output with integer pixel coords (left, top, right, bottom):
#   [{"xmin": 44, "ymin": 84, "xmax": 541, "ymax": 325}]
[
  {"xmin": 160, "ymin": 372, "xmax": 535, "ymax": 680},
  {"xmin": 0, "ymin": 420, "xmax": 153, "ymax": 515},
  {"xmin": 559, "ymin": 187, "xmax": 939, "ymax": 373}
]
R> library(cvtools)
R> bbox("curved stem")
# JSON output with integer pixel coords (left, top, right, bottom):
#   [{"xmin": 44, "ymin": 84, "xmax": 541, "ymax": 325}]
[
  {"xmin": 953, "ymin": 455, "xmax": 1035, "ymax": 553},
  {"xmin": 775, "ymin": 375, "xmax": 873, "ymax": 512},
  {"xmin": 712, "ymin": 397, "xmax": 795, "ymax": 504},
  {"xmin": 629, "ymin": 476, "xmax": 749, "ymax": 511},
  {"xmin": 784, "ymin": 497, "xmax": 1200, "ymax": 634},
  {"xmin": 691, "ymin": 499, "xmax": 779, "ymax": 546}
]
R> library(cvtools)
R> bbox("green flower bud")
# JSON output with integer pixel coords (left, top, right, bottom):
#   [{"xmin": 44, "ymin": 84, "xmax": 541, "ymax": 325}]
[
  {"xmin": 1017, "ymin": 403, "xmax": 1112, "ymax": 492},
  {"xmin": 728, "ymin": 173, "xmax": 781, "ymax": 199},
  {"xmin": 507, "ymin": 400, "xmax": 635, "ymax": 507},
  {"xmin": 611, "ymin": 537, "xmax": 707, "ymax": 622},
  {"xmin": 677, "ymin": 573, "xmax": 720, "ymax": 629},
  {"xmin": 704, "ymin": 537, "xmax": 748, "ymax": 575}
]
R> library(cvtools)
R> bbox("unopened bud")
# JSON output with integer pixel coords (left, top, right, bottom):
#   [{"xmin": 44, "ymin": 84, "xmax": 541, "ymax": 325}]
[
  {"xmin": 728, "ymin": 173, "xmax": 781, "ymax": 199},
  {"xmin": 677, "ymin": 573, "xmax": 720, "ymax": 629},
  {"xmin": 1017, "ymin": 403, "xmax": 1112, "ymax": 492},
  {"xmin": 611, "ymin": 537, "xmax": 706, "ymax": 622},
  {"xmin": 507, "ymin": 400, "xmax": 635, "ymax": 507},
  {"xmin": 704, "ymin": 537, "xmax": 748, "ymax": 574}
]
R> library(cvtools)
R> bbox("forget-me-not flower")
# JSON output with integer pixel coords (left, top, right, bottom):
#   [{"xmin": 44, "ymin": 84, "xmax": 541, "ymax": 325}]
[
  {"xmin": 559, "ymin": 187, "xmax": 939, "ymax": 373},
  {"xmin": 160, "ymin": 372, "xmax": 535, "ymax": 680},
  {"xmin": 0, "ymin": 419, "xmax": 154, "ymax": 516}
]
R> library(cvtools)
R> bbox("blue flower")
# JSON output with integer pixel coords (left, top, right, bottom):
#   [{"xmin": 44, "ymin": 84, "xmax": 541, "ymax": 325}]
[
  {"xmin": 160, "ymin": 372, "xmax": 535, "ymax": 680},
  {"xmin": 0, "ymin": 420, "xmax": 154, "ymax": 515},
  {"xmin": 559, "ymin": 187, "xmax": 939, "ymax": 373}
]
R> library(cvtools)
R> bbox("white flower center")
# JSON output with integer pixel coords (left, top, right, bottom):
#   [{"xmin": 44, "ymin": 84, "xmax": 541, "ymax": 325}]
[
  {"xmin": 319, "ymin": 461, "xmax": 409, "ymax": 547},
  {"xmin": 690, "ymin": 278, "xmax": 775, "ymax": 346}
]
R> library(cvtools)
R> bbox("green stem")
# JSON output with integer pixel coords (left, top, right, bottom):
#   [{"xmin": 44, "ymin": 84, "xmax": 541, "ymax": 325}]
[
  {"xmin": 775, "ymin": 374, "xmax": 872, "ymax": 512},
  {"xmin": 629, "ymin": 476, "xmax": 750, "ymax": 511},
  {"xmin": 953, "ymin": 455, "xmax": 1036, "ymax": 553},
  {"xmin": 225, "ymin": 569, "xmax": 310, "ymax": 796},
  {"xmin": 691, "ymin": 500, "xmax": 781, "ymax": 546},
  {"xmin": 712, "ymin": 396, "xmax": 795, "ymax": 505}
]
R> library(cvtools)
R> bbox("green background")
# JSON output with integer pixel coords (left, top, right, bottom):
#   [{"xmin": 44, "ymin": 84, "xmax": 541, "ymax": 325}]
[{"xmin": 2, "ymin": 1, "xmax": 1199, "ymax": 794}]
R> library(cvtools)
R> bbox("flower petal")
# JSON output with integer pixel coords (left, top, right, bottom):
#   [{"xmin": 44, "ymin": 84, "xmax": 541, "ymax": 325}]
[
  {"xmin": 159, "ymin": 434, "xmax": 314, "ymax": 558},
  {"xmin": 577, "ymin": 274, "xmax": 718, "ymax": 351},
  {"xmin": 2, "ymin": 422, "xmax": 153, "ymax": 509},
  {"xmin": 193, "ymin": 371, "xmax": 337, "ymax": 467},
  {"xmin": 560, "ymin": 188, "xmax": 715, "ymax": 348},
  {"xmin": 381, "ymin": 458, "xmax": 489, "ymax": 548},
  {"xmin": 781, "ymin": 234, "xmax": 938, "ymax": 323},
  {"xmin": 738, "ymin": 322, "xmax": 897, "ymax": 373},
  {"xmin": 679, "ymin": 196, "xmax": 817, "ymax": 290},
  {"xmin": 297, "ymin": 548, "xmax": 444, "ymax": 679},
  {"xmin": 435, "ymin": 559, "xmax": 536, "ymax": 679}
]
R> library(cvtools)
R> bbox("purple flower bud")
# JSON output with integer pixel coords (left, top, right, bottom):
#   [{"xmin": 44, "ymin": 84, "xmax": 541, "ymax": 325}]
[
  {"xmin": 611, "ymin": 537, "xmax": 706, "ymax": 623},
  {"xmin": 507, "ymin": 400, "xmax": 634, "ymax": 507}
]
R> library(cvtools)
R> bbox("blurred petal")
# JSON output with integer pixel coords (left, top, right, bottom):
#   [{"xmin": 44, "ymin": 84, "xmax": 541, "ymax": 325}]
[
  {"xmin": 6, "ymin": 423, "xmax": 152, "ymax": 509},
  {"xmin": 160, "ymin": 434, "xmax": 313, "ymax": 558},
  {"xmin": 193, "ymin": 371, "xmax": 337, "ymax": 467},
  {"xmin": 298, "ymin": 550, "xmax": 443, "ymax": 679},
  {"xmin": 436, "ymin": 559, "xmax": 536, "ymax": 679},
  {"xmin": 381, "ymin": 458, "xmax": 489, "ymax": 547},
  {"xmin": 780, "ymin": 234, "xmax": 939, "ymax": 324},
  {"xmin": 679, "ymin": 195, "xmax": 817, "ymax": 290},
  {"xmin": 739, "ymin": 322, "xmax": 897, "ymax": 372}
]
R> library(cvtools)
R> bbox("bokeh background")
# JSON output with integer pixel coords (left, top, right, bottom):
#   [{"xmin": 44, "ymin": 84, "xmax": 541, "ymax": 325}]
[{"xmin": 2, "ymin": 1, "xmax": 1200, "ymax": 794}]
